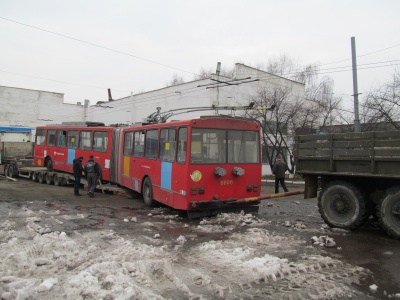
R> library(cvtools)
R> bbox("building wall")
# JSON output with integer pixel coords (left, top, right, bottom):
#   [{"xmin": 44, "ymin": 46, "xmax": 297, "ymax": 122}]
[
  {"xmin": 85, "ymin": 64, "xmax": 305, "ymax": 126},
  {"xmin": 0, "ymin": 86, "xmax": 85, "ymax": 129}
]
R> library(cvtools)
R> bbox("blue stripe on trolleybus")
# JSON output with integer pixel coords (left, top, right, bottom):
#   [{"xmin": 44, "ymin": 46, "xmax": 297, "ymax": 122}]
[
  {"xmin": 161, "ymin": 162, "xmax": 172, "ymax": 190},
  {"xmin": 68, "ymin": 149, "xmax": 76, "ymax": 164}
]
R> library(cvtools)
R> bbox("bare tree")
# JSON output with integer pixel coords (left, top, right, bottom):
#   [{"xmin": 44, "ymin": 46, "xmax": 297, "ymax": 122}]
[
  {"xmin": 360, "ymin": 68, "xmax": 400, "ymax": 130},
  {"xmin": 193, "ymin": 65, "xmax": 236, "ymax": 80},
  {"xmin": 245, "ymin": 84, "xmax": 302, "ymax": 173},
  {"xmin": 245, "ymin": 56, "xmax": 345, "ymax": 171},
  {"xmin": 166, "ymin": 74, "xmax": 185, "ymax": 87},
  {"xmin": 193, "ymin": 68, "xmax": 213, "ymax": 80}
]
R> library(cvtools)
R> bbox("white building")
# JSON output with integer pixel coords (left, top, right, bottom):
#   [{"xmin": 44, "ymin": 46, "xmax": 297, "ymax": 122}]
[{"xmin": 86, "ymin": 64, "xmax": 305, "ymax": 126}]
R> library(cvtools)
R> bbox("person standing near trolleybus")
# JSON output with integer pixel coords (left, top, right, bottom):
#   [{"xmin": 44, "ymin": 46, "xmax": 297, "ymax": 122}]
[
  {"xmin": 272, "ymin": 155, "xmax": 289, "ymax": 194},
  {"xmin": 72, "ymin": 156, "xmax": 84, "ymax": 196},
  {"xmin": 84, "ymin": 155, "xmax": 100, "ymax": 198}
]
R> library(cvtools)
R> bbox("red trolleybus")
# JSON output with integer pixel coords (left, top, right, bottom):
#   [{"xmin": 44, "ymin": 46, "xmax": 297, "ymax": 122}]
[
  {"xmin": 113, "ymin": 116, "xmax": 262, "ymax": 216},
  {"xmin": 34, "ymin": 122, "xmax": 114, "ymax": 181}
]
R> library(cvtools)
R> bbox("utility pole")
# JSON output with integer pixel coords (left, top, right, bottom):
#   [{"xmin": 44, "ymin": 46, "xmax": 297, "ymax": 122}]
[
  {"xmin": 351, "ymin": 37, "xmax": 361, "ymax": 132},
  {"xmin": 216, "ymin": 62, "xmax": 221, "ymax": 114}
]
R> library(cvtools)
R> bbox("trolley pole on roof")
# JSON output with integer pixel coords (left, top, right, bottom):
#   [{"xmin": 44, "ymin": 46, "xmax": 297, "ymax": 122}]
[{"xmin": 351, "ymin": 36, "xmax": 361, "ymax": 133}]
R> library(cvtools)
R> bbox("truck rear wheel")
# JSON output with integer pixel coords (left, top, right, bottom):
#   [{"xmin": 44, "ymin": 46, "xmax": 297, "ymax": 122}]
[
  {"xmin": 377, "ymin": 187, "xmax": 400, "ymax": 239},
  {"xmin": 318, "ymin": 181, "xmax": 368, "ymax": 230},
  {"xmin": 4, "ymin": 165, "xmax": 9, "ymax": 177},
  {"xmin": 6, "ymin": 165, "xmax": 15, "ymax": 178}
]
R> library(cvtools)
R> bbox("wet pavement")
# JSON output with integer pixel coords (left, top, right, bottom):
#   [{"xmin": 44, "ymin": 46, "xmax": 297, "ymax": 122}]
[{"xmin": 0, "ymin": 177, "xmax": 399, "ymax": 299}]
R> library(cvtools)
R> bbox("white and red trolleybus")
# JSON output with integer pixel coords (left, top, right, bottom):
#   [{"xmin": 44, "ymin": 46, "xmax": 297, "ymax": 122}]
[
  {"xmin": 34, "ymin": 116, "xmax": 262, "ymax": 216},
  {"xmin": 113, "ymin": 116, "xmax": 262, "ymax": 216}
]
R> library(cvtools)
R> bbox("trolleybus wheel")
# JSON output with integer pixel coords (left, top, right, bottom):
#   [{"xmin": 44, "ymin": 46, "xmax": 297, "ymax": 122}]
[
  {"xmin": 32, "ymin": 172, "xmax": 38, "ymax": 182},
  {"xmin": 377, "ymin": 187, "xmax": 400, "ymax": 240},
  {"xmin": 143, "ymin": 177, "xmax": 155, "ymax": 207},
  {"xmin": 318, "ymin": 180, "xmax": 369, "ymax": 230},
  {"xmin": 45, "ymin": 173, "xmax": 54, "ymax": 185},
  {"xmin": 38, "ymin": 172, "xmax": 46, "ymax": 184}
]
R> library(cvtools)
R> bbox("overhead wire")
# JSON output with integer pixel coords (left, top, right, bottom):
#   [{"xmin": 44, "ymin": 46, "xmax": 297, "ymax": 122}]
[
  {"xmin": 2, "ymin": 16, "xmax": 399, "ymax": 122},
  {"xmin": 2, "ymin": 16, "xmax": 400, "ymax": 96},
  {"xmin": 52, "ymin": 58, "xmax": 398, "ymax": 121},
  {"xmin": 0, "ymin": 16, "xmax": 198, "ymax": 76}
]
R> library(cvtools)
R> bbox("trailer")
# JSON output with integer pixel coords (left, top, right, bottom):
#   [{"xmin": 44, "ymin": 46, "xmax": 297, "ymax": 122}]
[
  {"xmin": 295, "ymin": 131, "xmax": 400, "ymax": 239},
  {"xmin": 1, "ymin": 141, "xmax": 122, "ymax": 194}
]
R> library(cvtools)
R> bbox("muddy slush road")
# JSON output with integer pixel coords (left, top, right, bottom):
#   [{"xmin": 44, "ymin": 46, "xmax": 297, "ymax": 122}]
[{"xmin": 0, "ymin": 177, "xmax": 399, "ymax": 299}]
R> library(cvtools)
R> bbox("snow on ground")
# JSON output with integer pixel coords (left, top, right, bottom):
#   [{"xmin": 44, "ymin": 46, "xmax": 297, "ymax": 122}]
[{"xmin": 0, "ymin": 207, "xmax": 375, "ymax": 299}]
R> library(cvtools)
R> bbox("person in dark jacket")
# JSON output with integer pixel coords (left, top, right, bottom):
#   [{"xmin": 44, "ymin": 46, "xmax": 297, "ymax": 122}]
[
  {"xmin": 72, "ymin": 156, "xmax": 84, "ymax": 196},
  {"xmin": 272, "ymin": 155, "xmax": 289, "ymax": 194},
  {"xmin": 84, "ymin": 155, "xmax": 100, "ymax": 198}
]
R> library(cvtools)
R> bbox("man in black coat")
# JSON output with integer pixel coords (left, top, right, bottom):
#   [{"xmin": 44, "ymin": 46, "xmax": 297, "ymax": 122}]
[
  {"xmin": 73, "ymin": 156, "xmax": 84, "ymax": 196},
  {"xmin": 84, "ymin": 155, "xmax": 100, "ymax": 198},
  {"xmin": 272, "ymin": 155, "xmax": 289, "ymax": 194}
]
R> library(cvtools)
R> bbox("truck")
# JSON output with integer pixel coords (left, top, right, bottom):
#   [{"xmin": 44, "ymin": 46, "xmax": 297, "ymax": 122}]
[
  {"xmin": 1, "ymin": 141, "xmax": 35, "ymax": 179},
  {"xmin": 295, "ymin": 130, "xmax": 400, "ymax": 239}
]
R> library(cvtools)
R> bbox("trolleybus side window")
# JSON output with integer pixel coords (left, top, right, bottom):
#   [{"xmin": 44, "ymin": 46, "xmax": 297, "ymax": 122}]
[
  {"xmin": 133, "ymin": 131, "xmax": 144, "ymax": 157},
  {"xmin": 145, "ymin": 129, "xmax": 158, "ymax": 159},
  {"xmin": 124, "ymin": 132, "xmax": 134, "ymax": 156},
  {"xmin": 67, "ymin": 130, "xmax": 79, "ymax": 149},
  {"xmin": 160, "ymin": 128, "xmax": 176, "ymax": 162},
  {"xmin": 56, "ymin": 130, "xmax": 67, "ymax": 148},
  {"xmin": 93, "ymin": 131, "xmax": 108, "ymax": 152},
  {"xmin": 177, "ymin": 127, "xmax": 187, "ymax": 164},
  {"xmin": 228, "ymin": 130, "xmax": 260, "ymax": 163},
  {"xmin": 46, "ymin": 130, "xmax": 56, "ymax": 146},
  {"xmin": 191, "ymin": 129, "xmax": 226, "ymax": 164},
  {"xmin": 80, "ymin": 131, "xmax": 92, "ymax": 150},
  {"xmin": 36, "ymin": 129, "xmax": 45, "ymax": 145}
]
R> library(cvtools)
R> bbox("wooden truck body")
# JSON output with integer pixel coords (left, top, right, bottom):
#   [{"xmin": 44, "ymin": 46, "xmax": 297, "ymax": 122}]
[{"xmin": 295, "ymin": 131, "xmax": 400, "ymax": 239}]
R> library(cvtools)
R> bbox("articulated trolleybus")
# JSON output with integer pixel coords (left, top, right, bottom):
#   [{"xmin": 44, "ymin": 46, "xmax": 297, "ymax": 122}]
[{"xmin": 34, "ymin": 115, "xmax": 262, "ymax": 216}]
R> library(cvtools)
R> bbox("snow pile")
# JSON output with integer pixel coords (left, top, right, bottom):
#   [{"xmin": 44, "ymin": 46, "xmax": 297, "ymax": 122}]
[
  {"xmin": 0, "ymin": 208, "xmax": 374, "ymax": 299},
  {"xmin": 311, "ymin": 235, "xmax": 337, "ymax": 248}
]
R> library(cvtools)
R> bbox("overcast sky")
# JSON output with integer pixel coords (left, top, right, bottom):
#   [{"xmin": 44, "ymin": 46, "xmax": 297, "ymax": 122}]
[{"xmin": 1, "ymin": 0, "xmax": 399, "ymax": 107}]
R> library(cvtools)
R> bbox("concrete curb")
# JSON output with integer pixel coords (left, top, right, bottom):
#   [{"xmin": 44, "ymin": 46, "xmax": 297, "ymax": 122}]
[{"xmin": 262, "ymin": 179, "xmax": 305, "ymax": 185}]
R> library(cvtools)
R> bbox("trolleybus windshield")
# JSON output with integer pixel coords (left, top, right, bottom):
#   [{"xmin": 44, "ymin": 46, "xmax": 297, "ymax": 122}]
[{"xmin": 190, "ymin": 128, "xmax": 259, "ymax": 164}]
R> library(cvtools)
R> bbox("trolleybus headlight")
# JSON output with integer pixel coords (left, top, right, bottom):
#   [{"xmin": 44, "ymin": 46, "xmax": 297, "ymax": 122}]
[
  {"xmin": 214, "ymin": 167, "xmax": 227, "ymax": 177},
  {"xmin": 247, "ymin": 184, "xmax": 252, "ymax": 192},
  {"xmin": 253, "ymin": 184, "xmax": 259, "ymax": 192},
  {"xmin": 232, "ymin": 166, "xmax": 245, "ymax": 176},
  {"xmin": 190, "ymin": 187, "xmax": 197, "ymax": 195},
  {"xmin": 198, "ymin": 187, "xmax": 205, "ymax": 194}
]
